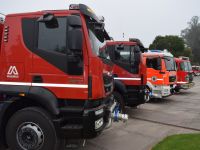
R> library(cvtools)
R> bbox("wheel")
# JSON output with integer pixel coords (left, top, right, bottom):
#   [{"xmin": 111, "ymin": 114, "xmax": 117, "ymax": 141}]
[
  {"xmin": 113, "ymin": 91, "xmax": 125, "ymax": 114},
  {"xmin": 6, "ymin": 107, "xmax": 62, "ymax": 150}
]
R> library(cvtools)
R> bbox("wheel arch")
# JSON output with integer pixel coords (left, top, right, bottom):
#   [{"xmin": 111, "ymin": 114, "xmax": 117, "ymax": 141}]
[{"xmin": 0, "ymin": 86, "xmax": 60, "ymax": 147}]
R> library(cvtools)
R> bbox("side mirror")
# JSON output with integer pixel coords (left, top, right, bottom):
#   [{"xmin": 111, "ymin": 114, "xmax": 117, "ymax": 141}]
[
  {"xmin": 93, "ymin": 22, "xmax": 105, "ymax": 42},
  {"xmin": 134, "ymin": 51, "xmax": 141, "ymax": 63},
  {"xmin": 68, "ymin": 15, "xmax": 83, "ymax": 52},
  {"xmin": 68, "ymin": 15, "xmax": 82, "ymax": 27},
  {"xmin": 37, "ymin": 13, "xmax": 54, "ymax": 22},
  {"xmin": 37, "ymin": 13, "xmax": 58, "ymax": 28},
  {"xmin": 68, "ymin": 29, "xmax": 83, "ymax": 52}
]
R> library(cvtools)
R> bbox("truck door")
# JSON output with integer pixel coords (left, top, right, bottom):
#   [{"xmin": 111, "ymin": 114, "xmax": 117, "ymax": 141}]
[
  {"xmin": 22, "ymin": 15, "xmax": 88, "ymax": 99},
  {"xmin": 110, "ymin": 45, "xmax": 141, "ymax": 85},
  {"xmin": 146, "ymin": 57, "xmax": 164, "ymax": 85}
]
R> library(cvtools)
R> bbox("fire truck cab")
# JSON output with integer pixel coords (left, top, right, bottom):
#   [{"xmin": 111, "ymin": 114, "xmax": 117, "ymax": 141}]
[
  {"xmin": 175, "ymin": 57, "xmax": 194, "ymax": 91},
  {"xmin": 142, "ymin": 50, "xmax": 176, "ymax": 99},
  {"xmin": 0, "ymin": 4, "xmax": 127, "ymax": 150},
  {"xmin": 104, "ymin": 41, "xmax": 149, "ymax": 112}
]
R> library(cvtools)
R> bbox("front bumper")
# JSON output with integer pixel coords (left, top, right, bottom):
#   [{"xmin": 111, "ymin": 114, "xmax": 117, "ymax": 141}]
[
  {"xmin": 150, "ymin": 85, "xmax": 171, "ymax": 98},
  {"xmin": 53, "ymin": 95, "xmax": 114, "ymax": 139},
  {"xmin": 177, "ymin": 82, "xmax": 195, "ymax": 90}
]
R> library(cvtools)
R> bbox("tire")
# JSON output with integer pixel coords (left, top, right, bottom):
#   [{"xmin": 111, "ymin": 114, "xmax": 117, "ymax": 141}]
[
  {"xmin": 6, "ymin": 107, "xmax": 62, "ymax": 150},
  {"xmin": 113, "ymin": 91, "xmax": 125, "ymax": 114}
]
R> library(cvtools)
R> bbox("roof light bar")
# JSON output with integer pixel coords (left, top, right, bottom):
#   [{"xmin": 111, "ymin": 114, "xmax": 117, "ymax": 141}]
[{"xmin": 69, "ymin": 4, "xmax": 80, "ymax": 10}]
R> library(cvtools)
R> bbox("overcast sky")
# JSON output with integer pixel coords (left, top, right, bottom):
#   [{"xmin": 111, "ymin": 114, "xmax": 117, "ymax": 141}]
[{"xmin": 0, "ymin": 0, "xmax": 199, "ymax": 47}]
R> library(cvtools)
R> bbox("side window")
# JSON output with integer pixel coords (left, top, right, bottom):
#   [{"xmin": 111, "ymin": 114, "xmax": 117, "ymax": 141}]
[
  {"xmin": 146, "ymin": 58, "xmax": 161, "ymax": 70},
  {"xmin": 22, "ymin": 16, "xmax": 83, "ymax": 75},
  {"xmin": 22, "ymin": 18, "xmax": 36, "ymax": 50},
  {"xmin": 38, "ymin": 18, "xmax": 67, "ymax": 54},
  {"xmin": 112, "ymin": 45, "xmax": 140, "ymax": 74},
  {"xmin": 117, "ymin": 51, "xmax": 130, "ymax": 63},
  {"xmin": 114, "ymin": 45, "xmax": 130, "ymax": 63},
  {"xmin": 114, "ymin": 48, "xmax": 130, "ymax": 72}
]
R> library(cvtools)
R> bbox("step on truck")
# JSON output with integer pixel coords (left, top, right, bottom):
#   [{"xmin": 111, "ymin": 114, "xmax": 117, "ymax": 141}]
[
  {"xmin": 142, "ymin": 50, "xmax": 177, "ymax": 99},
  {"xmin": 103, "ymin": 41, "xmax": 149, "ymax": 112},
  {"xmin": 0, "ymin": 4, "xmax": 127, "ymax": 150},
  {"xmin": 175, "ymin": 57, "xmax": 194, "ymax": 91}
]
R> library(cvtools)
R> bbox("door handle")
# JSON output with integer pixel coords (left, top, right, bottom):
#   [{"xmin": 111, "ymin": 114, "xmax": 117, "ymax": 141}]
[{"xmin": 32, "ymin": 75, "xmax": 43, "ymax": 83}]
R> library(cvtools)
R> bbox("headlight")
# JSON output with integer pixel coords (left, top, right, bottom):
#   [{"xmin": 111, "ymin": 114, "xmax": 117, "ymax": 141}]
[{"xmin": 95, "ymin": 118, "xmax": 104, "ymax": 130}]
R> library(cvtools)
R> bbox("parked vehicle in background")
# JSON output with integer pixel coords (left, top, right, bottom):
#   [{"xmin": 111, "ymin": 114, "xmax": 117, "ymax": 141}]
[
  {"xmin": 192, "ymin": 65, "xmax": 200, "ymax": 76},
  {"xmin": 175, "ymin": 57, "xmax": 195, "ymax": 92},
  {"xmin": 142, "ymin": 50, "xmax": 177, "ymax": 99},
  {"xmin": 103, "ymin": 41, "xmax": 149, "ymax": 112},
  {"xmin": 0, "ymin": 4, "xmax": 128, "ymax": 150}
]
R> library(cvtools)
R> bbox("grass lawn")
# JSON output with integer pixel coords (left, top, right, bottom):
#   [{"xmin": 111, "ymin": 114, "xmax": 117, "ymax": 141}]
[{"xmin": 152, "ymin": 133, "xmax": 200, "ymax": 150}]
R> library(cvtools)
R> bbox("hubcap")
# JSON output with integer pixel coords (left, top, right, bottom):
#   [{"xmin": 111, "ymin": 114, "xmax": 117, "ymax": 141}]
[{"xmin": 16, "ymin": 122, "xmax": 44, "ymax": 150}]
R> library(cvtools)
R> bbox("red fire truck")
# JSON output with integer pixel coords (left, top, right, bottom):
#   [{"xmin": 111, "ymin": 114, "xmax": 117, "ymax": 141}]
[
  {"xmin": 0, "ymin": 4, "xmax": 127, "ymax": 150},
  {"xmin": 142, "ymin": 50, "xmax": 177, "ymax": 99},
  {"xmin": 175, "ymin": 57, "xmax": 194, "ymax": 91},
  {"xmin": 103, "ymin": 41, "xmax": 149, "ymax": 112},
  {"xmin": 192, "ymin": 65, "xmax": 200, "ymax": 76}
]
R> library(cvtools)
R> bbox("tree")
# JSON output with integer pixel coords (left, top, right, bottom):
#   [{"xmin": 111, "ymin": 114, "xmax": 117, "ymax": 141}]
[
  {"xmin": 149, "ymin": 35, "xmax": 187, "ymax": 57},
  {"xmin": 181, "ymin": 16, "xmax": 200, "ymax": 64}
]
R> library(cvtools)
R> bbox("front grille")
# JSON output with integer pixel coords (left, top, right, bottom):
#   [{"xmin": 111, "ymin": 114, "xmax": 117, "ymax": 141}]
[
  {"xmin": 169, "ymin": 75, "xmax": 176, "ymax": 82},
  {"xmin": 103, "ymin": 74, "xmax": 113, "ymax": 94}
]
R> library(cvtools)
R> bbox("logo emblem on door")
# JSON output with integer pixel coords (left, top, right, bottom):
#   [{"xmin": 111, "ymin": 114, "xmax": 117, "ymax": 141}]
[{"xmin": 7, "ymin": 66, "xmax": 19, "ymax": 78}]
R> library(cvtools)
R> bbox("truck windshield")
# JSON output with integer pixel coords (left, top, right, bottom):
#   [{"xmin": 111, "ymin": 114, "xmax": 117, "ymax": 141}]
[
  {"xmin": 164, "ymin": 57, "xmax": 176, "ymax": 71},
  {"xmin": 181, "ymin": 61, "xmax": 192, "ymax": 72},
  {"xmin": 85, "ymin": 17, "xmax": 109, "ymax": 60}
]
